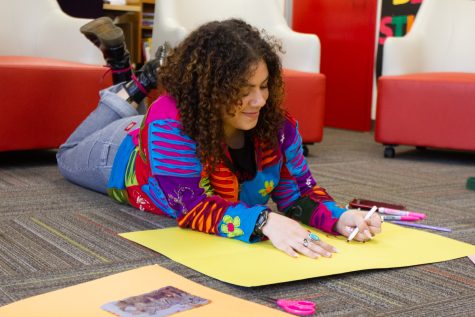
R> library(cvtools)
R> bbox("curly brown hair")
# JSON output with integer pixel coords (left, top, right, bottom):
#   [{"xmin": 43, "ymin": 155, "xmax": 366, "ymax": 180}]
[{"xmin": 158, "ymin": 19, "xmax": 285, "ymax": 171}]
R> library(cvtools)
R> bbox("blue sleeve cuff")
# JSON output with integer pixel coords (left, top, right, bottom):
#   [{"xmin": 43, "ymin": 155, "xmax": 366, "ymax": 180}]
[
  {"xmin": 322, "ymin": 201, "xmax": 347, "ymax": 218},
  {"xmin": 218, "ymin": 205, "xmax": 268, "ymax": 243}
]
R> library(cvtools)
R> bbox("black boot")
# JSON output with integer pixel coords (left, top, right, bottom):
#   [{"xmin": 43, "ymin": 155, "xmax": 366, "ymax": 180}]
[
  {"xmin": 80, "ymin": 17, "xmax": 132, "ymax": 84},
  {"xmin": 124, "ymin": 43, "xmax": 170, "ymax": 104}
]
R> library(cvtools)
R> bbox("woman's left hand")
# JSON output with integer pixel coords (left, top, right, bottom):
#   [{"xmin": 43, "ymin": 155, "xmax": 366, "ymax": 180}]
[
  {"xmin": 262, "ymin": 212, "xmax": 338, "ymax": 258},
  {"xmin": 334, "ymin": 209, "xmax": 382, "ymax": 241}
]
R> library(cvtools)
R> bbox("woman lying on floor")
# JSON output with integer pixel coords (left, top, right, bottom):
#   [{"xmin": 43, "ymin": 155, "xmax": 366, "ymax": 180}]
[{"xmin": 57, "ymin": 17, "xmax": 382, "ymax": 258}]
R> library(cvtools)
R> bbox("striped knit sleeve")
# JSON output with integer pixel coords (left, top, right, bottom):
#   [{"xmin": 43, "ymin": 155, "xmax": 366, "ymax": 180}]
[{"xmin": 271, "ymin": 115, "xmax": 345, "ymax": 234}]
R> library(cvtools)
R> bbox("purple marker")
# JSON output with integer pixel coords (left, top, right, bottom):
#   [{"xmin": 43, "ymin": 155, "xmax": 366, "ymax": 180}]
[{"xmin": 391, "ymin": 220, "xmax": 451, "ymax": 232}]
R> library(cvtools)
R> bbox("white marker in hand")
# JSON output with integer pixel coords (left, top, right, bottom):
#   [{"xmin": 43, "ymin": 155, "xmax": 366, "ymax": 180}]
[{"xmin": 347, "ymin": 206, "xmax": 378, "ymax": 242}]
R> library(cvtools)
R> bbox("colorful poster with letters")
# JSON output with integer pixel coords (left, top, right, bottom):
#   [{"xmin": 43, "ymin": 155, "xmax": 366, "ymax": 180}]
[{"xmin": 376, "ymin": 0, "xmax": 424, "ymax": 77}]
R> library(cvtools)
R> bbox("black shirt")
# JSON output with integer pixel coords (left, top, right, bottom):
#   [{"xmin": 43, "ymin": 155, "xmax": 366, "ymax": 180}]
[{"xmin": 228, "ymin": 134, "xmax": 256, "ymax": 181}]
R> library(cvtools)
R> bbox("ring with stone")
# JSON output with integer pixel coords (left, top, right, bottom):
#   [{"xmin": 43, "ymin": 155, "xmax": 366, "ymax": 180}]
[
  {"xmin": 303, "ymin": 238, "xmax": 309, "ymax": 247},
  {"xmin": 308, "ymin": 232, "xmax": 320, "ymax": 242}
]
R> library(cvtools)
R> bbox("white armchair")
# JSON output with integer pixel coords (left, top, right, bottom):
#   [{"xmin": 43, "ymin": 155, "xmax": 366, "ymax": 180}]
[
  {"xmin": 375, "ymin": 0, "xmax": 475, "ymax": 157},
  {"xmin": 151, "ymin": 0, "xmax": 326, "ymax": 148},
  {"xmin": 152, "ymin": 0, "xmax": 320, "ymax": 73},
  {"xmin": 0, "ymin": 0, "xmax": 103, "ymax": 64},
  {"xmin": 382, "ymin": 0, "xmax": 475, "ymax": 76}
]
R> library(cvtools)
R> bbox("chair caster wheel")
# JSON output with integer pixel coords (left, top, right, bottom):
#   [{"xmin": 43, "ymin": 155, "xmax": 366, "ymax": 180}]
[
  {"xmin": 384, "ymin": 146, "xmax": 395, "ymax": 158},
  {"xmin": 303, "ymin": 145, "xmax": 309, "ymax": 157}
]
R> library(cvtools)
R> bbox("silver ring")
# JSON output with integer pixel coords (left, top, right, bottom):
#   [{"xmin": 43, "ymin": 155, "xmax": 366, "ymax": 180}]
[
  {"xmin": 308, "ymin": 232, "xmax": 320, "ymax": 242},
  {"xmin": 303, "ymin": 238, "xmax": 309, "ymax": 247}
]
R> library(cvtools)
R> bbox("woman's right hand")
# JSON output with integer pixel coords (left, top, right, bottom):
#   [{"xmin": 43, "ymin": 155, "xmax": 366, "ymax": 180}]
[{"xmin": 261, "ymin": 212, "xmax": 338, "ymax": 258}]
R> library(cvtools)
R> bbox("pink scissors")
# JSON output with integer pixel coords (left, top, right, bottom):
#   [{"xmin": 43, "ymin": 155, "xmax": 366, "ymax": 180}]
[{"xmin": 276, "ymin": 299, "xmax": 316, "ymax": 316}]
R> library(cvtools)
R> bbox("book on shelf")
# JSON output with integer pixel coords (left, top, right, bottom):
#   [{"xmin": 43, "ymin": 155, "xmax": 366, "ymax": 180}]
[
  {"xmin": 104, "ymin": 0, "xmax": 126, "ymax": 5},
  {"xmin": 142, "ymin": 11, "xmax": 154, "ymax": 27},
  {"xmin": 143, "ymin": 37, "xmax": 153, "ymax": 62},
  {"xmin": 142, "ymin": 20, "xmax": 154, "ymax": 27}
]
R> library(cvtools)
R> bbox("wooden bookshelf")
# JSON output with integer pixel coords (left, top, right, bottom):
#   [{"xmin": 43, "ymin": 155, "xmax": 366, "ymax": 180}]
[
  {"xmin": 103, "ymin": 3, "xmax": 141, "ymax": 12},
  {"xmin": 141, "ymin": 0, "xmax": 155, "ymax": 61},
  {"xmin": 103, "ymin": 0, "xmax": 156, "ymax": 64}
]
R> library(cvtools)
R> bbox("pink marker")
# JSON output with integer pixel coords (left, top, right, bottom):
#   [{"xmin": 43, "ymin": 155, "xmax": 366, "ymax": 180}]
[
  {"xmin": 378, "ymin": 207, "xmax": 426, "ymax": 219},
  {"xmin": 381, "ymin": 215, "xmax": 420, "ymax": 222}
]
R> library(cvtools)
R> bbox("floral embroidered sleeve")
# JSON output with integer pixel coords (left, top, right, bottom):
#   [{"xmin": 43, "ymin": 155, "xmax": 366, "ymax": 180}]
[
  {"xmin": 271, "ymin": 115, "xmax": 346, "ymax": 234},
  {"xmin": 139, "ymin": 96, "xmax": 266, "ymax": 243}
]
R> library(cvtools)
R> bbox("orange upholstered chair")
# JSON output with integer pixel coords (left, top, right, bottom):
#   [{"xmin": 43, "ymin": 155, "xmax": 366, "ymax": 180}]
[
  {"xmin": 152, "ymin": 0, "xmax": 326, "ymax": 153},
  {"xmin": 375, "ymin": 0, "xmax": 475, "ymax": 157},
  {"xmin": 0, "ymin": 0, "xmax": 112, "ymax": 152}
]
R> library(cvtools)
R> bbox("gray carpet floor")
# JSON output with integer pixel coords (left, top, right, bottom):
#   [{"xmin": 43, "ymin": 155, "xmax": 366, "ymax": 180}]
[{"xmin": 0, "ymin": 127, "xmax": 474, "ymax": 316}]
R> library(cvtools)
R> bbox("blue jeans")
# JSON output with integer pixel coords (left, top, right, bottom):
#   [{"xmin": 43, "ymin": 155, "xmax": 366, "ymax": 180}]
[{"xmin": 56, "ymin": 84, "xmax": 144, "ymax": 194}]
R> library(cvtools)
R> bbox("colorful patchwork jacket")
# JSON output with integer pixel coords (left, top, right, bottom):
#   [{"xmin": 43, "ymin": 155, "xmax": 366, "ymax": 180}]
[{"xmin": 108, "ymin": 95, "xmax": 346, "ymax": 242}]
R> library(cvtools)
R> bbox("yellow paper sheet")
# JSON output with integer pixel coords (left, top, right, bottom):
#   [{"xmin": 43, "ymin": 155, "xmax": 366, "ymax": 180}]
[
  {"xmin": 120, "ymin": 223, "xmax": 475, "ymax": 287},
  {"xmin": 0, "ymin": 265, "xmax": 290, "ymax": 317}
]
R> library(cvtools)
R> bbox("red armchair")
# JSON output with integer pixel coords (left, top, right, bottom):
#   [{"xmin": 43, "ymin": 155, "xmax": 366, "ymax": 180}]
[
  {"xmin": 375, "ymin": 0, "xmax": 475, "ymax": 157},
  {"xmin": 0, "ymin": 57, "xmax": 111, "ymax": 151}
]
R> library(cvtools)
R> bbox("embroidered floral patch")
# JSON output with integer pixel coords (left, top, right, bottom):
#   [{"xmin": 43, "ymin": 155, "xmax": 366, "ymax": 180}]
[
  {"xmin": 199, "ymin": 176, "xmax": 214, "ymax": 197},
  {"xmin": 220, "ymin": 215, "xmax": 244, "ymax": 238},
  {"xmin": 259, "ymin": 180, "xmax": 274, "ymax": 197}
]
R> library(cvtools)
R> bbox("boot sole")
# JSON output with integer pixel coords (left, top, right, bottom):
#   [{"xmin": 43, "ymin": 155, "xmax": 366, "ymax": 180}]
[{"xmin": 80, "ymin": 17, "xmax": 124, "ymax": 47}]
